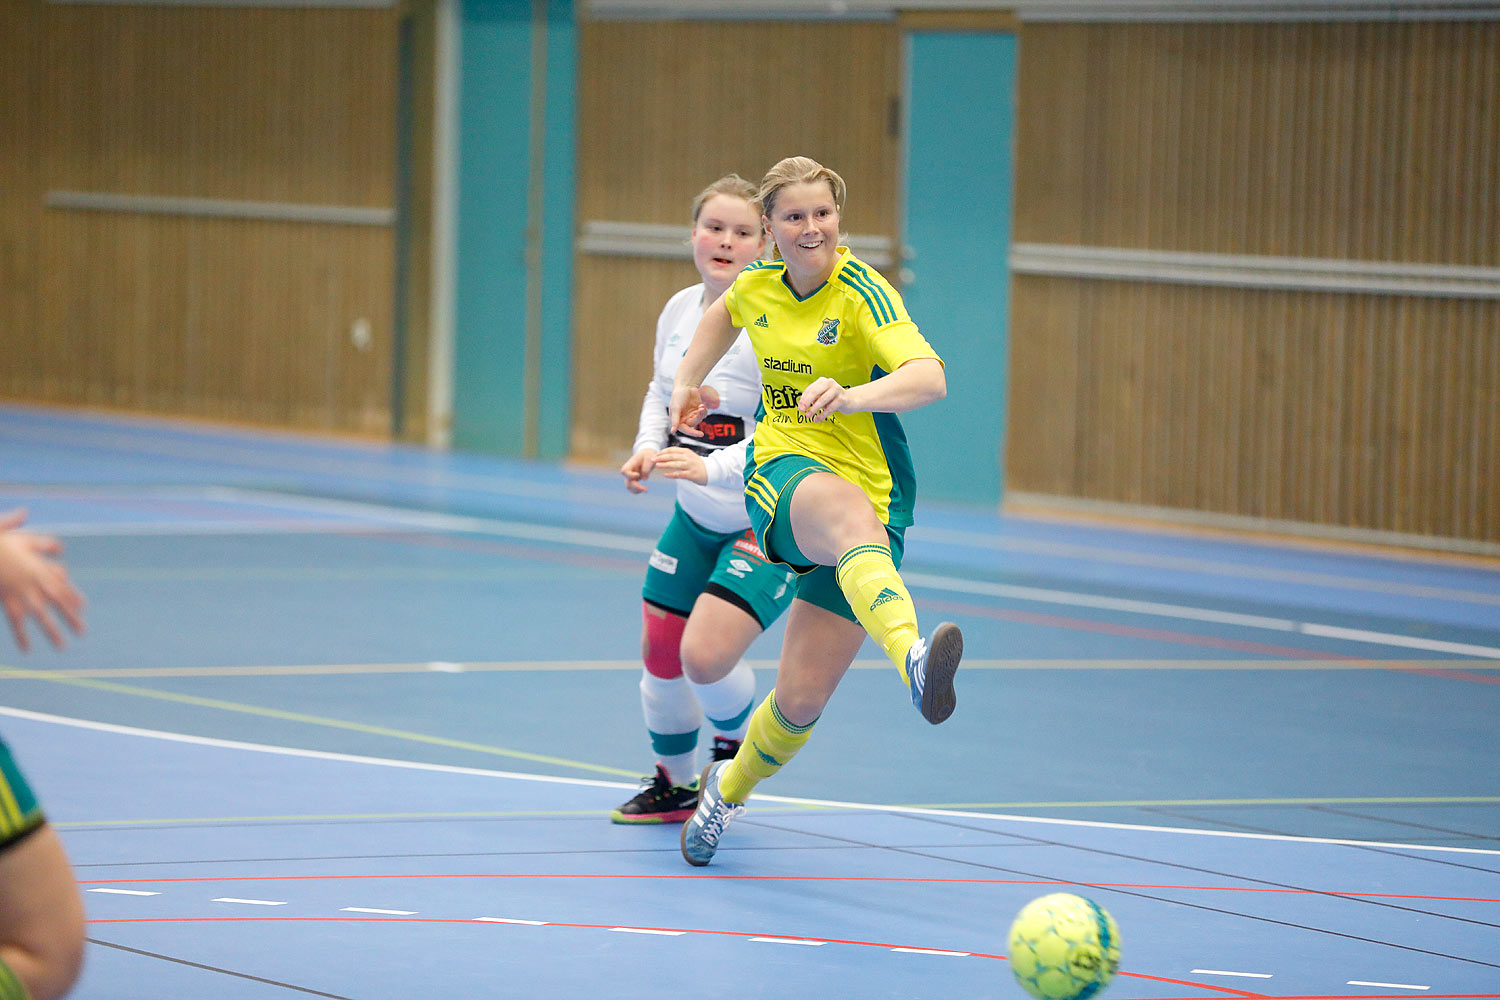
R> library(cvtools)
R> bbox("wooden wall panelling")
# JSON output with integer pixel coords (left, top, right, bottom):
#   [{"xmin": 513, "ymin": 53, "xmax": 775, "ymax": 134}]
[
  {"xmin": 0, "ymin": 0, "xmax": 43, "ymax": 401},
  {"xmin": 1008, "ymin": 21, "xmax": 1500, "ymax": 544},
  {"xmin": 0, "ymin": 3, "xmax": 402, "ymax": 436},
  {"xmin": 569, "ymin": 255, "xmax": 701, "ymax": 462}
]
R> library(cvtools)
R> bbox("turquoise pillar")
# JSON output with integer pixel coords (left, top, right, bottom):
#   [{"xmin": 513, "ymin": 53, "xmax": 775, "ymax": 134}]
[
  {"xmin": 452, "ymin": 0, "xmax": 574, "ymax": 458},
  {"xmin": 899, "ymin": 29, "xmax": 1016, "ymax": 506}
]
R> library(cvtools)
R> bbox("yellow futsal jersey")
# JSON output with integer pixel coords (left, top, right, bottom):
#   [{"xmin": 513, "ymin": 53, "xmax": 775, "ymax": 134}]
[{"xmin": 723, "ymin": 247, "xmax": 941, "ymax": 526}]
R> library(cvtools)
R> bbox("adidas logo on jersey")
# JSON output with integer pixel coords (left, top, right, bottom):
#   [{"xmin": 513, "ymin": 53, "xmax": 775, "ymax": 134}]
[
  {"xmin": 870, "ymin": 587, "xmax": 905, "ymax": 610},
  {"xmin": 754, "ymin": 314, "xmax": 769, "ymax": 328}
]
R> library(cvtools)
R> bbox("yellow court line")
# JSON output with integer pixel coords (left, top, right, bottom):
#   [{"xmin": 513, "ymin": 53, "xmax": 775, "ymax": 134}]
[
  {"xmin": 56, "ymin": 809, "xmax": 610, "ymax": 828},
  {"xmin": 908, "ymin": 796, "xmax": 1500, "ymax": 810},
  {"xmin": 0, "ymin": 671, "xmax": 640, "ymax": 779}
]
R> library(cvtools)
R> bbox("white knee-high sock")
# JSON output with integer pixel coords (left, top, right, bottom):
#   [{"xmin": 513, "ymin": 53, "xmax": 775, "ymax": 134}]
[
  {"xmin": 639, "ymin": 671, "xmax": 702, "ymax": 786},
  {"xmin": 685, "ymin": 661, "xmax": 756, "ymax": 744}
]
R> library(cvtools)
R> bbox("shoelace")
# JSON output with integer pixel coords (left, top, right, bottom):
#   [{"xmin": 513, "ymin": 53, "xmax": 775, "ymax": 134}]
[
  {"xmin": 635, "ymin": 768, "xmax": 674, "ymax": 801},
  {"xmin": 698, "ymin": 799, "xmax": 744, "ymax": 846}
]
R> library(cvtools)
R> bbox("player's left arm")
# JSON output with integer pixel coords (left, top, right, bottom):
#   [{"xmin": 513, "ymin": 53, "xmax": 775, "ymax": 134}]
[
  {"xmin": 798, "ymin": 356, "xmax": 944, "ymax": 421},
  {"xmin": 797, "ymin": 285, "xmax": 945, "ymax": 422}
]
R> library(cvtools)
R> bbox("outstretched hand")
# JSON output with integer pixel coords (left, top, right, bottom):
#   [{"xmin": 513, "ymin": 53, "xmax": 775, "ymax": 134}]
[
  {"xmin": 620, "ymin": 448, "xmax": 658, "ymax": 494},
  {"xmin": 0, "ymin": 509, "xmax": 87, "ymax": 652}
]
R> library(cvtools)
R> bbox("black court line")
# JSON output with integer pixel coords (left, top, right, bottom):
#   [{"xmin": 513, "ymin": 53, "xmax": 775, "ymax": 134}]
[
  {"xmin": 738, "ymin": 814, "xmax": 1500, "ymax": 972},
  {"xmin": 1137, "ymin": 806, "xmax": 1500, "ymax": 876},
  {"xmin": 86, "ymin": 938, "xmax": 361, "ymax": 999},
  {"xmin": 895, "ymin": 813, "xmax": 1500, "ymax": 931},
  {"xmin": 1307, "ymin": 804, "xmax": 1500, "ymax": 845}
]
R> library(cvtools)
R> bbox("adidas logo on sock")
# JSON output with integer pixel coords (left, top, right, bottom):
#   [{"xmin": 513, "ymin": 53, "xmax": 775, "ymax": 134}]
[
  {"xmin": 752, "ymin": 742, "xmax": 784, "ymax": 767},
  {"xmin": 754, "ymin": 314, "xmax": 769, "ymax": 328},
  {"xmin": 869, "ymin": 587, "xmax": 904, "ymax": 610}
]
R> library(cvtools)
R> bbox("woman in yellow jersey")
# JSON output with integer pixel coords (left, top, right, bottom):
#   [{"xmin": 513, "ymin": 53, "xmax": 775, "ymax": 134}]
[
  {"xmin": 0, "ymin": 510, "xmax": 86, "ymax": 1000},
  {"xmin": 668, "ymin": 156, "xmax": 964, "ymax": 866},
  {"xmin": 611, "ymin": 175, "xmax": 797, "ymax": 825}
]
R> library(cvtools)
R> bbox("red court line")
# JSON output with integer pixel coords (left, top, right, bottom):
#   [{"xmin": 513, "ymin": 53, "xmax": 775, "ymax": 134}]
[
  {"xmin": 355, "ymin": 529, "xmax": 645, "ymax": 574},
  {"xmin": 85, "ymin": 915, "xmax": 1268, "ymax": 998},
  {"xmin": 77, "ymin": 873, "xmax": 1500, "ymax": 904},
  {"xmin": 921, "ymin": 597, "xmax": 1369, "ymax": 659},
  {"xmin": 352, "ymin": 531, "xmax": 1500, "ymax": 677},
  {"xmin": 1398, "ymin": 667, "xmax": 1500, "ymax": 685},
  {"xmin": 85, "ymin": 915, "xmax": 1500, "ymax": 999}
]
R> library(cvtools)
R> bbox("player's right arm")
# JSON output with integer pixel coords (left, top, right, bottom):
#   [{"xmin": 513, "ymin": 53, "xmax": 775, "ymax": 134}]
[{"xmin": 669, "ymin": 294, "xmax": 739, "ymax": 436}]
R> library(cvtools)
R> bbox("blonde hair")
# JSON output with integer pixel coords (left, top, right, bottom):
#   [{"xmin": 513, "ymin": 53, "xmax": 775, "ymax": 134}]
[
  {"xmin": 691, "ymin": 173, "xmax": 762, "ymax": 228},
  {"xmin": 757, "ymin": 156, "xmax": 847, "ymax": 260}
]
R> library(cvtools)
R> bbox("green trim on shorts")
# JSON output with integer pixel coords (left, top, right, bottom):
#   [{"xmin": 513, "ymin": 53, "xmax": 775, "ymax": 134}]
[
  {"xmin": 745, "ymin": 454, "xmax": 907, "ymax": 624},
  {"xmin": 642, "ymin": 505, "xmax": 796, "ymax": 630},
  {"xmin": 745, "ymin": 454, "xmax": 831, "ymax": 571}
]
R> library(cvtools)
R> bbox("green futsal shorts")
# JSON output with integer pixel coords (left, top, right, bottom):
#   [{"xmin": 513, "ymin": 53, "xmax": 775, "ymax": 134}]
[
  {"xmin": 0, "ymin": 734, "xmax": 45, "ymax": 853},
  {"xmin": 642, "ymin": 504, "xmax": 798, "ymax": 629},
  {"xmin": 745, "ymin": 453, "xmax": 906, "ymax": 624}
]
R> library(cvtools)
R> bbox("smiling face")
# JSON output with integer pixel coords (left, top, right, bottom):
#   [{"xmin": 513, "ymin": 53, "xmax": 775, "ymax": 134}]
[
  {"xmin": 691, "ymin": 194, "xmax": 764, "ymax": 298},
  {"xmin": 763, "ymin": 179, "xmax": 842, "ymax": 294}
]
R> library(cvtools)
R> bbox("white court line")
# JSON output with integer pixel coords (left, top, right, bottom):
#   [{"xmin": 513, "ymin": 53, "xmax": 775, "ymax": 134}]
[
  {"xmin": 475, "ymin": 917, "xmax": 546, "ymax": 925},
  {"xmin": 165, "ymin": 488, "xmax": 1500, "ymax": 659},
  {"xmin": 891, "ymin": 947, "xmax": 970, "ymax": 957},
  {"xmin": 1192, "ymin": 969, "xmax": 1273, "ymax": 979},
  {"xmin": 6, "ymin": 705, "xmax": 1499, "ymax": 857},
  {"xmin": 1348, "ymin": 981, "xmax": 1429, "ymax": 991},
  {"xmin": 213, "ymin": 897, "xmax": 286, "ymax": 906},
  {"xmin": 340, "ymin": 907, "xmax": 417, "ymax": 915},
  {"xmin": 911, "ymin": 525, "xmax": 1500, "ymax": 608},
  {"xmin": 87, "ymin": 888, "xmax": 159, "ymax": 896},
  {"xmin": 609, "ymin": 927, "xmax": 684, "ymax": 936},
  {"xmin": 750, "ymin": 937, "xmax": 824, "ymax": 946},
  {"xmin": 0, "ymin": 423, "xmax": 634, "ymax": 509}
]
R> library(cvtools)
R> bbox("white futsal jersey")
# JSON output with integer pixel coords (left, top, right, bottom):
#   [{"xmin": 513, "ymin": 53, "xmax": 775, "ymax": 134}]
[{"xmin": 632, "ymin": 283, "xmax": 763, "ymax": 533}]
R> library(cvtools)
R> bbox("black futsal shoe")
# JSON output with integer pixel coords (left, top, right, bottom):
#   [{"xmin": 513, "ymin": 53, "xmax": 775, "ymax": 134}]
[{"xmin": 610, "ymin": 764, "xmax": 699, "ymax": 824}]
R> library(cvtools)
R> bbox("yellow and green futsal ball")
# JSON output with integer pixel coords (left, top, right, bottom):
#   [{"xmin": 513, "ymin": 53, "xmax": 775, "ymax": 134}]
[{"xmin": 1007, "ymin": 893, "xmax": 1122, "ymax": 1000}]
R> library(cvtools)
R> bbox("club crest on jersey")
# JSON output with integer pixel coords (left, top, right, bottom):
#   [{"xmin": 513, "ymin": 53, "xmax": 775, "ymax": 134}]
[{"xmin": 816, "ymin": 318, "xmax": 840, "ymax": 345}]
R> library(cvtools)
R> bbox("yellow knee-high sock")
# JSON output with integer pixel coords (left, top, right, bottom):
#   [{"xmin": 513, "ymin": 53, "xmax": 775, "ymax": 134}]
[
  {"xmin": 835, "ymin": 543, "xmax": 919, "ymax": 679},
  {"xmin": 718, "ymin": 690, "xmax": 816, "ymax": 803}
]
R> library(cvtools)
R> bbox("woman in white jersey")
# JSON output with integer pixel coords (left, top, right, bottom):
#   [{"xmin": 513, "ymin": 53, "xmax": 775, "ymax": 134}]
[
  {"xmin": 611, "ymin": 175, "xmax": 798, "ymax": 824},
  {"xmin": 669, "ymin": 157, "xmax": 963, "ymax": 865}
]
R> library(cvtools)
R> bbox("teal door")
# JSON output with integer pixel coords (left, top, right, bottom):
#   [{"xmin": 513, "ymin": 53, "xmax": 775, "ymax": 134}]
[{"xmin": 899, "ymin": 30, "xmax": 1016, "ymax": 507}]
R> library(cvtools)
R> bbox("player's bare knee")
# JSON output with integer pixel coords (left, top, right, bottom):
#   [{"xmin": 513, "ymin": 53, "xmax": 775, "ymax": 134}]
[{"xmin": 678, "ymin": 637, "xmax": 734, "ymax": 685}]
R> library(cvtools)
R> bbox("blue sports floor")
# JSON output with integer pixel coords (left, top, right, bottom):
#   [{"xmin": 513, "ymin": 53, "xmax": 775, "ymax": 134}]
[{"xmin": 1, "ymin": 402, "xmax": 1497, "ymax": 999}]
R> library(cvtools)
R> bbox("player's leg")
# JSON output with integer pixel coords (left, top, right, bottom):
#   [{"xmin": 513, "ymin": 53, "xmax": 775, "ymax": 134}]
[
  {"xmin": 0, "ymin": 829, "xmax": 85, "ymax": 1000},
  {"xmin": 613, "ymin": 511, "xmax": 716, "ymax": 824},
  {"xmin": 723, "ymin": 598, "xmax": 864, "ymax": 788},
  {"xmin": 679, "ymin": 530, "xmax": 797, "ymax": 758},
  {"xmin": 678, "ymin": 595, "xmax": 759, "ymax": 756},
  {"xmin": 682, "ymin": 599, "xmax": 865, "ymax": 866},
  {"xmin": 788, "ymin": 472, "xmax": 963, "ymax": 724}
]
